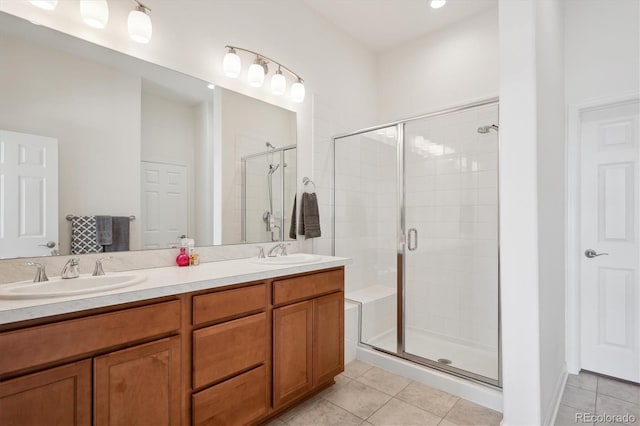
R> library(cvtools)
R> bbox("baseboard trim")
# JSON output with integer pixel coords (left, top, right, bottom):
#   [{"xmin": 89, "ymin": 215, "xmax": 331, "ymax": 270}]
[{"xmin": 544, "ymin": 364, "xmax": 568, "ymax": 426}]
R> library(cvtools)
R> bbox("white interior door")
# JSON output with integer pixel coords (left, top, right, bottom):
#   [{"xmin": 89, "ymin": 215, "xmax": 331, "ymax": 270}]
[
  {"xmin": 0, "ymin": 129, "xmax": 58, "ymax": 259},
  {"xmin": 141, "ymin": 161, "xmax": 188, "ymax": 249},
  {"xmin": 580, "ymin": 99, "xmax": 640, "ymax": 383}
]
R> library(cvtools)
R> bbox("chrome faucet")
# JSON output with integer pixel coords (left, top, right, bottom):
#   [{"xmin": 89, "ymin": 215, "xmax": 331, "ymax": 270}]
[
  {"xmin": 61, "ymin": 257, "xmax": 80, "ymax": 279},
  {"xmin": 267, "ymin": 243, "xmax": 288, "ymax": 257},
  {"xmin": 24, "ymin": 262, "xmax": 48, "ymax": 282},
  {"xmin": 92, "ymin": 256, "xmax": 111, "ymax": 276}
]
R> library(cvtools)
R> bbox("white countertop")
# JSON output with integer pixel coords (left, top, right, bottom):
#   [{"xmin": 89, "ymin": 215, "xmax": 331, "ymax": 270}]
[{"xmin": 0, "ymin": 255, "xmax": 350, "ymax": 325}]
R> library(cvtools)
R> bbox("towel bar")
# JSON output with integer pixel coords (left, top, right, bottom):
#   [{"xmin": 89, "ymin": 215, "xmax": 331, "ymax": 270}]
[
  {"xmin": 302, "ymin": 177, "xmax": 316, "ymax": 191},
  {"xmin": 66, "ymin": 215, "xmax": 135, "ymax": 221}
]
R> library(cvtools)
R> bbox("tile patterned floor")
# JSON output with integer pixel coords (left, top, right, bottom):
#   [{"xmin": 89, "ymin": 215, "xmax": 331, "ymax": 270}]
[
  {"xmin": 270, "ymin": 360, "xmax": 502, "ymax": 426},
  {"xmin": 556, "ymin": 371, "xmax": 640, "ymax": 425}
]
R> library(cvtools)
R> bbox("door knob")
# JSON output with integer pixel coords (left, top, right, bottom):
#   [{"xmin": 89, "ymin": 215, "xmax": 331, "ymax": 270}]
[
  {"xmin": 39, "ymin": 241, "xmax": 56, "ymax": 249},
  {"xmin": 585, "ymin": 249, "xmax": 608, "ymax": 258}
]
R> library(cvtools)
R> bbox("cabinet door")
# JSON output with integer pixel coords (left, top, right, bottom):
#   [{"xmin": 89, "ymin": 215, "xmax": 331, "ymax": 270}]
[
  {"xmin": 192, "ymin": 365, "xmax": 267, "ymax": 426},
  {"xmin": 94, "ymin": 337, "xmax": 181, "ymax": 426},
  {"xmin": 0, "ymin": 359, "xmax": 91, "ymax": 426},
  {"xmin": 313, "ymin": 292, "xmax": 344, "ymax": 386},
  {"xmin": 273, "ymin": 300, "xmax": 313, "ymax": 408}
]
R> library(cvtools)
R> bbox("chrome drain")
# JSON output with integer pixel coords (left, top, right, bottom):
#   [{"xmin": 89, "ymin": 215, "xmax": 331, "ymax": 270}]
[{"xmin": 437, "ymin": 358, "xmax": 452, "ymax": 365}]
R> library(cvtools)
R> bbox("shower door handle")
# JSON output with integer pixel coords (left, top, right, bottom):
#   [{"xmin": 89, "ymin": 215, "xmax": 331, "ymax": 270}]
[{"xmin": 407, "ymin": 228, "xmax": 418, "ymax": 251}]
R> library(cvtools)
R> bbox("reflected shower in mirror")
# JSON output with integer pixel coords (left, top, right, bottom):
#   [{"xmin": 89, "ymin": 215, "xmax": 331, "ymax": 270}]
[{"xmin": 0, "ymin": 12, "xmax": 297, "ymax": 259}]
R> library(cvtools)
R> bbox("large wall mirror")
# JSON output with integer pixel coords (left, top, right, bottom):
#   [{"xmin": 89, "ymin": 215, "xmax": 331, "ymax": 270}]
[{"xmin": 0, "ymin": 12, "xmax": 297, "ymax": 259}]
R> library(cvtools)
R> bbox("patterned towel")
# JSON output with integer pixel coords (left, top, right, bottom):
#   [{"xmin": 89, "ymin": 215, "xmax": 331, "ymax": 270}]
[{"xmin": 71, "ymin": 216, "xmax": 103, "ymax": 254}]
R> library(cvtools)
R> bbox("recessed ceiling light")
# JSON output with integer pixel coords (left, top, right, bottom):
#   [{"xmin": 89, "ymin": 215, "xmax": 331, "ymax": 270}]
[
  {"xmin": 430, "ymin": 0, "xmax": 446, "ymax": 9},
  {"xmin": 207, "ymin": 84, "xmax": 215, "ymax": 90}
]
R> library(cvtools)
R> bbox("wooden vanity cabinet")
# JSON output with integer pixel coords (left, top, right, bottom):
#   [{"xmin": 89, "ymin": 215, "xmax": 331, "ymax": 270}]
[
  {"xmin": 0, "ymin": 267, "xmax": 345, "ymax": 426},
  {"xmin": 0, "ymin": 359, "xmax": 92, "ymax": 426},
  {"xmin": 272, "ymin": 269, "xmax": 345, "ymax": 410}
]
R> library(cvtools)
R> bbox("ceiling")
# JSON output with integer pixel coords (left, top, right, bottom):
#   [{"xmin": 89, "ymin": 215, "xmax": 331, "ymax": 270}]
[{"xmin": 302, "ymin": 0, "xmax": 498, "ymax": 52}]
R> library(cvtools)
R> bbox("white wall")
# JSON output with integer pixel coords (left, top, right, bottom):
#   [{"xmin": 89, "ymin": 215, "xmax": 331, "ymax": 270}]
[
  {"xmin": 376, "ymin": 8, "xmax": 499, "ymax": 122},
  {"xmin": 536, "ymin": 1, "xmax": 566, "ymax": 424},
  {"xmin": 565, "ymin": 0, "xmax": 640, "ymax": 105},
  {"xmin": 499, "ymin": 0, "xmax": 542, "ymax": 424},
  {"xmin": 0, "ymin": 33, "xmax": 141, "ymax": 255}
]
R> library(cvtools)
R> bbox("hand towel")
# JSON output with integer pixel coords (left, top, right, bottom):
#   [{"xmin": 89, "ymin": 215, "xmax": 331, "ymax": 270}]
[
  {"xmin": 104, "ymin": 216, "xmax": 130, "ymax": 252},
  {"xmin": 289, "ymin": 195, "xmax": 297, "ymax": 239},
  {"xmin": 96, "ymin": 216, "xmax": 113, "ymax": 246},
  {"xmin": 70, "ymin": 216, "xmax": 103, "ymax": 254},
  {"xmin": 298, "ymin": 192, "xmax": 321, "ymax": 239}
]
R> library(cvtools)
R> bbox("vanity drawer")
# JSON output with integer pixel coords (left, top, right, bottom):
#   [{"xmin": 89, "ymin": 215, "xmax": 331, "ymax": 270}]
[
  {"xmin": 192, "ymin": 312, "xmax": 266, "ymax": 389},
  {"xmin": 192, "ymin": 365, "xmax": 267, "ymax": 426},
  {"xmin": 273, "ymin": 268, "xmax": 344, "ymax": 305},
  {"xmin": 0, "ymin": 300, "xmax": 181, "ymax": 376},
  {"xmin": 193, "ymin": 283, "xmax": 266, "ymax": 326}
]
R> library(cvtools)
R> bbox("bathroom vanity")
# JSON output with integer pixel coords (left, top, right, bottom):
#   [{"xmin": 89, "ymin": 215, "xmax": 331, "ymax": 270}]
[{"xmin": 0, "ymin": 256, "xmax": 347, "ymax": 425}]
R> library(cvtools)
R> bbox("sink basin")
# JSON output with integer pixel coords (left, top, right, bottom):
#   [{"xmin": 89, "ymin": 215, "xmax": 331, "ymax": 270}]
[
  {"xmin": 251, "ymin": 253, "xmax": 322, "ymax": 265},
  {"xmin": 0, "ymin": 274, "xmax": 147, "ymax": 299}
]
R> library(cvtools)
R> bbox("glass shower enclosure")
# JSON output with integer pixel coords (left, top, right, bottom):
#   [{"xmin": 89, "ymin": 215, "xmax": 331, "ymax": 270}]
[{"xmin": 333, "ymin": 99, "xmax": 500, "ymax": 386}]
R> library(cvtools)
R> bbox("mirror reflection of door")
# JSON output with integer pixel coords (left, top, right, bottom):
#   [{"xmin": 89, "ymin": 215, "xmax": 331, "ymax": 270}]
[
  {"xmin": 0, "ymin": 129, "xmax": 58, "ymax": 258},
  {"xmin": 140, "ymin": 161, "xmax": 188, "ymax": 249}
]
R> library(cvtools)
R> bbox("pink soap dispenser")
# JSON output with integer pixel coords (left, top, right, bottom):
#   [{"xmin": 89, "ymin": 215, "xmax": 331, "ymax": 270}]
[{"xmin": 176, "ymin": 247, "xmax": 190, "ymax": 267}]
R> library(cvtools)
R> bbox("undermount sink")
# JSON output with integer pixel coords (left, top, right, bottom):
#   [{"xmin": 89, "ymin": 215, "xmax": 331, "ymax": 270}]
[
  {"xmin": 251, "ymin": 253, "xmax": 322, "ymax": 265},
  {"xmin": 0, "ymin": 274, "xmax": 147, "ymax": 300}
]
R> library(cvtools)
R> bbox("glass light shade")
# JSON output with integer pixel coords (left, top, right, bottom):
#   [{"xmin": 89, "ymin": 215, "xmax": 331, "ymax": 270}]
[
  {"xmin": 223, "ymin": 51, "xmax": 241, "ymax": 78},
  {"xmin": 29, "ymin": 0, "xmax": 57, "ymax": 10},
  {"xmin": 81, "ymin": 0, "xmax": 109, "ymax": 29},
  {"xmin": 128, "ymin": 9, "xmax": 152, "ymax": 44},
  {"xmin": 290, "ymin": 81, "xmax": 305, "ymax": 103},
  {"xmin": 271, "ymin": 72, "xmax": 286, "ymax": 96},
  {"xmin": 248, "ymin": 63, "xmax": 265, "ymax": 87},
  {"xmin": 430, "ymin": 0, "xmax": 446, "ymax": 8}
]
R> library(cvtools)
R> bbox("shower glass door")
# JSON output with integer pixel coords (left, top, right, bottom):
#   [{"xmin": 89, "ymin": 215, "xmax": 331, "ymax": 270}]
[
  {"xmin": 334, "ymin": 125, "xmax": 400, "ymax": 354},
  {"xmin": 402, "ymin": 103, "xmax": 500, "ymax": 383}
]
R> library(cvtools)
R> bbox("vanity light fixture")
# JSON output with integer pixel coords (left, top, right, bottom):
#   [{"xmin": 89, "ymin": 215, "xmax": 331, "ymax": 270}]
[
  {"xmin": 430, "ymin": 0, "xmax": 447, "ymax": 8},
  {"xmin": 29, "ymin": 0, "xmax": 57, "ymax": 10},
  {"xmin": 271, "ymin": 67, "xmax": 286, "ymax": 96},
  {"xmin": 223, "ymin": 47, "xmax": 242, "ymax": 78},
  {"xmin": 222, "ymin": 45, "xmax": 305, "ymax": 102},
  {"xmin": 128, "ymin": 1, "xmax": 152, "ymax": 44},
  {"xmin": 80, "ymin": 0, "xmax": 109, "ymax": 29},
  {"xmin": 248, "ymin": 57, "xmax": 267, "ymax": 87}
]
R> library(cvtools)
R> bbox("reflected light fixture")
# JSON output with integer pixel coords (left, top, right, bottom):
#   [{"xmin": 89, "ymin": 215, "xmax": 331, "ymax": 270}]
[
  {"xmin": 222, "ymin": 45, "xmax": 305, "ymax": 102},
  {"xmin": 128, "ymin": 1, "xmax": 152, "ymax": 43},
  {"xmin": 80, "ymin": 0, "xmax": 109, "ymax": 29},
  {"xmin": 29, "ymin": 0, "xmax": 57, "ymax": 10},
  {"xmin": 430, "ymin": 0, "xmax": 446, "ymax": 8}
]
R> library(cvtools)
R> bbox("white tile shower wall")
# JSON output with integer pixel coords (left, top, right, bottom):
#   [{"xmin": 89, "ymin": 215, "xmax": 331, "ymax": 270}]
[{"xmin": 404, "ymin": 104, "xmax": 499, "ymax": 351}]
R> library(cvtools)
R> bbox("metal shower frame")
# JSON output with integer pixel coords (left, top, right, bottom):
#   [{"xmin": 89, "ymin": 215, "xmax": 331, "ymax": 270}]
[{"xmin": 331, "ymin": 97, "xmax": 502, "ymax": 388}]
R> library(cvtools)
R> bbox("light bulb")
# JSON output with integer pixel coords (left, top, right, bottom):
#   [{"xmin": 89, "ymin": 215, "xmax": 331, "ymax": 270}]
[
  {"xmin": 271, "ymin": 69, "xmax": 286, "ymax": 96},
  {"xmin": 223, "ymin": 49, "xmax": 241, "ymax": 78},
  {"xmin": 291, "ymin": 79, "xmax": 305, "ymax": 103},
  {"xmin": 81, "ymin": 0, "xmax": 109, "ymax": 29},
  {"xmin": 128, "ymin": 5, "xmax": 152, "ymax": 44},
  {"xmin": 430, "ymin": 0, "xmax": 446, "ymax": 8},
  {"xmin": 29, "ymin": 0, "xmax": 57, "ymax": 10},
  {"xmin": 248, "ymin": 60, "xmax": 265, "ymax": 87}
]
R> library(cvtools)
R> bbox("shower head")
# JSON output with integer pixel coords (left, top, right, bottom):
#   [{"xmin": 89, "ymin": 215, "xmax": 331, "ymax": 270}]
[
  {"xmin": 477, "ymin": 124, "xmax": 499, "ymax": 134},
  {"xmin": 268, "ymin": 163, "xmax": 280, "ymax": 175},
  {"xmin": 266, "ymin": 142, "xmax": 276, "ymax": 149}
]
